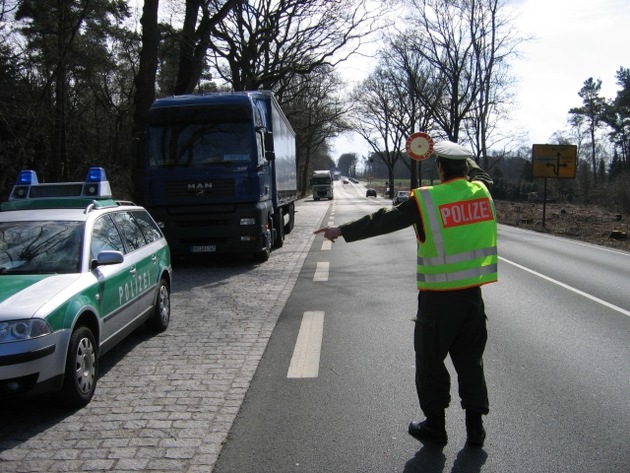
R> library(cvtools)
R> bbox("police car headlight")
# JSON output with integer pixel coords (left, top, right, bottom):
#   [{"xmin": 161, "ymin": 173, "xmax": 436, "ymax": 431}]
[{"xmin": 0, "ymin": 319, "xmax": 52, "ymax": 343}]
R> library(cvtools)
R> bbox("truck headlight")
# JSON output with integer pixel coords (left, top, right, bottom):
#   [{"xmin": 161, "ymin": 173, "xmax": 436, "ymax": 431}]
[{"xmin": 0, "ymin": 319, "xmax": 52, "ymax": 343}]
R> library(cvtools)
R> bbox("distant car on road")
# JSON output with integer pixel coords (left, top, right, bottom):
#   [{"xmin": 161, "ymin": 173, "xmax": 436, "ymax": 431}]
[
  {"xmin": 393, "ymin": 190, "xmax": 410, "ymax": 205},
  {"xmin": 0, "ymin": 168, "xmax": 172, "ymax": 408},
  {"xmin": 366, "ymin": 188, "xmax": 377, "ymax": 197}
]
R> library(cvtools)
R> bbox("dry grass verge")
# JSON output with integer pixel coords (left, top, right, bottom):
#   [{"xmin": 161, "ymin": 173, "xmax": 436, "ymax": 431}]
[{"xmin": 494, "ymin": 200, "xmax": 630, "ymax": 252}]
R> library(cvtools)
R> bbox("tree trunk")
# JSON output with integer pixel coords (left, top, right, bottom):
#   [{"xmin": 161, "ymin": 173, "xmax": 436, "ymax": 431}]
[
  {"xmin": 174, "ymin": 0, "xmax": 241, "ymax": 95},
  {"xmin": 131, "ymin": 0, "xmax": 160, "ymax": 204}
]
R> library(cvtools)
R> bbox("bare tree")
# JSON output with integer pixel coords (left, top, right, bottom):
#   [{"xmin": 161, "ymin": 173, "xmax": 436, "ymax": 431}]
[
  {"xmin": 352, "ymin": 66, "xmax": 410, "ymax": 192},
  {"xmin": 465, "ymin": 0, "xmax": 522, "ymax": 167},
  {"xmin": 206, "ymin": 0, "xmax": 382, "ymax": 96},
  {"xmin": 380, "ymin": 35, "xmax": 442, "ymax": 188},
  {"xmin": 173, "ymin": 0, "xmax": 241, "ymax": 94},
  {"xmin": 397, "ymin": 0, "xmax": 521, "ymax": 166},
  {"xmin": 400, "ymin": 0, "xmax": 479, "ymax": 143},
  {"xmin": 280, "ymin": 66, "xmax": 351, "ymax": 196}
]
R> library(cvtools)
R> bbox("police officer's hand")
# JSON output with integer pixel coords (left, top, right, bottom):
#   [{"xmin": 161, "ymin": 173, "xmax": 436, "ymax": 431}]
[{"xmin": 314, "ymin": 226, "xmax": 342, "ymax": 242}]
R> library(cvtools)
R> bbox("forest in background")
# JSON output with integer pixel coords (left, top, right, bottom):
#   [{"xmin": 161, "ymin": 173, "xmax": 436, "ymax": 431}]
[{"xmin": 1, "ymin": 0, "xmax": 628, "ymax": 214}]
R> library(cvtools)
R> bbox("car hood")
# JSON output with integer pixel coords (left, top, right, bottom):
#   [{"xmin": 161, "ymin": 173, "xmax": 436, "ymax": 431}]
[{"xmin": 0, "ymin": 274, "xmax": 83, "ymax": 320}]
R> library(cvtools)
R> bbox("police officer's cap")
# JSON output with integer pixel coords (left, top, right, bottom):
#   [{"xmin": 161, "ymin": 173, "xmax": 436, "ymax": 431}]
[{"xmin": 433, "ymin": 141, "xmax": 471, "ymax": 160}]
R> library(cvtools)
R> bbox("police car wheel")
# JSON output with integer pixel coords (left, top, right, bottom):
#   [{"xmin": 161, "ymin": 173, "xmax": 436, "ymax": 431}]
[
  {"xmin": 147, "ymin": 278, "xmax": 170, "ymax": 332},
  {"xmin": 60, "ymin": 325, "xmax": 98, "ymax": 408}
]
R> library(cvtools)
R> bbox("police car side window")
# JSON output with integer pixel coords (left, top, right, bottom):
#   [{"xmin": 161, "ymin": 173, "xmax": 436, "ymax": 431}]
[
  {"xmin": 111, "ymin": 212, "xmax": 147, "ymax": 252},
  {"xmin": 131, "ymin": 210, "xmax": 163, "ymax": 244},
  {"xmin": 91, "ymin": 215, "xmax": 125, "ymax": 258}
]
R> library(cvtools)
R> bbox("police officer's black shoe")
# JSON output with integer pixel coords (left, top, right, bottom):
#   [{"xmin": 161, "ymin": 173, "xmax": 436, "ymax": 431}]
[
  {"xmin": 408, "ymin": 420, "xmax": 448, "ymax": 445},
  {"xmin": 465, "ymin": 411, "xmax": 486, "ymax": 447}
]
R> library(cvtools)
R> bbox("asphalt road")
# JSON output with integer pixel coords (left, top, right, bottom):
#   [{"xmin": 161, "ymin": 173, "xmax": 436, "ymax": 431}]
[{"xmin": 213, "ymin": 181, "xmax": 630, "ymax": 473}]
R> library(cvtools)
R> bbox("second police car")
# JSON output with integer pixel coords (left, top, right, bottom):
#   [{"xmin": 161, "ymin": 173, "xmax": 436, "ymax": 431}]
[{"xmin": 0, "ymin": 168, "xmax": 172, "ymax": 407}]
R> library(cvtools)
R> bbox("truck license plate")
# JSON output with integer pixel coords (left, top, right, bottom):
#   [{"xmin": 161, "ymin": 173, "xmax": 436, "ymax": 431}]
[{"xmin": 190, "ymin": 245, "xmax": 216, "ymax": 253}]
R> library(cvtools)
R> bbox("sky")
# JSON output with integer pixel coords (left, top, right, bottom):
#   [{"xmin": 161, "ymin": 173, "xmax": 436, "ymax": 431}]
[{"xmin": 331, "ymin": 0, "xmax": 630, "ymax": 158}]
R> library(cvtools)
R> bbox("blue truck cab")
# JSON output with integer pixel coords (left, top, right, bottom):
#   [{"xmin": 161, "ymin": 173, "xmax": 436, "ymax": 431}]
[{"xmin": 144, "ymin": 91, "xmax": 297, "ymax": 261}]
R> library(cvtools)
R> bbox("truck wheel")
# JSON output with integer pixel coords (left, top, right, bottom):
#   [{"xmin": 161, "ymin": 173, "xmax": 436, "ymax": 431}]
[
  {"xmin": 59, "ymin": 325, "xmax": 98, "ymax": 408},
  {"xmin": 284, "ymin": 203, "xmax": 295, "ymax": 234},
  {"xmin": 146, "ymin": 278, "xmax": 170, "ymax": 332},
  {"xmin": 254, "ymin": 217, "xmax": 272, "ymax": 262},
  {"xmin": 274, "ymin": 212, "xmax": 284, "ymax": 248}
]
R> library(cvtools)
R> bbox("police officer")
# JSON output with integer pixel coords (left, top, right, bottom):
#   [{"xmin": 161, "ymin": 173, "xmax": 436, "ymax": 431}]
[{"xmin": 314, "ymin": 141, "xmax": 497, "ymax": 447}]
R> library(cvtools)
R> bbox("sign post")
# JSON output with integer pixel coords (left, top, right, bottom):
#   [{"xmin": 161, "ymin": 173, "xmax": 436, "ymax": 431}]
[{"xmin": 531, "ymin": 144, "xmax": 578, "ymax": 227}]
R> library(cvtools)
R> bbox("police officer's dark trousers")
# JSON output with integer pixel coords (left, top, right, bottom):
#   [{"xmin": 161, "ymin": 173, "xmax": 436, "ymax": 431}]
[{"xmin": 414, "ymin": 286, "xmax": 489, "ymax": 418}]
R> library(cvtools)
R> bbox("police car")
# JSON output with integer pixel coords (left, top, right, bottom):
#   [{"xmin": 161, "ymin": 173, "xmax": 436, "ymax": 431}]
[{"xmin": 0, "ymin": 168, "xmax": 172, "ymax": 407}]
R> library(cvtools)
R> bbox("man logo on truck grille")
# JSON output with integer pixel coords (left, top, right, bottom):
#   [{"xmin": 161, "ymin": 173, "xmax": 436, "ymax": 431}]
[{"xmin": 188, "ymin": 183, "xmax": 213, "ymax": 196}]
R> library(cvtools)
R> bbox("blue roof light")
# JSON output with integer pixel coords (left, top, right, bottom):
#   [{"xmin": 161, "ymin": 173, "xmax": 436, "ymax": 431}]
[
  {"xmin": 16, "ymin": 170, "xmax": 39, "ymax": 185},
  {"xmin": 86, "ymin": 167, "xmax": 107, "ymax": 183},
  {"xmin": 6, "ymin": 167, "xmax": 113, "ymax": 202}
]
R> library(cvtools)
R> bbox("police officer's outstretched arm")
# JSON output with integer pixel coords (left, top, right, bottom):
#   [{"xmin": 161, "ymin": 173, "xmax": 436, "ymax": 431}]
[
  {"xmin": 314, "ymin": 226, "xmax": 342, "ymax": 242},
  {"xmin": 314, "ymin": 205, "xmax": 415, "ymax": 243},
  {"xmin": 466, "ymin": 158, "xmax": 493, "ymax": 187}
]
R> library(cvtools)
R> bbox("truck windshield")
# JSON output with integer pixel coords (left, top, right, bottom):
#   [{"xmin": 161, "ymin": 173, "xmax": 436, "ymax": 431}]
[{"xmin": 148, "ymin": 122, "xmax": 253, "ymax": 168}]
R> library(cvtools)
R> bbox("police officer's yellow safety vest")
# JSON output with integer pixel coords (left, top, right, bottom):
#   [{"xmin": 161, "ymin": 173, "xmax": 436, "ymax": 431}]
[{"xmin": 412, "ymin": 178, "xmax": 498, "ymax": 291}]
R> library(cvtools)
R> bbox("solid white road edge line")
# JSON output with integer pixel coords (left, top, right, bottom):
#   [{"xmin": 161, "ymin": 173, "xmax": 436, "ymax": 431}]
[
  {"xmin": 499, "ymin": 256, "xmax": 630, "ymax": 318},
  {"xmin": 287, "ymin": 311, "xmax": 325, "ymax": 378}
]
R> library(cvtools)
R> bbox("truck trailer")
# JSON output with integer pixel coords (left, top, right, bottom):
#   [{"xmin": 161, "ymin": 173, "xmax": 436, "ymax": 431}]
[
  {"xmin": 143, "ymin": 91, "xmax": 297, "ymax": 262},
  {"xmin": 312, "ymin": 170, "xmax": 334, "ymax": 200}
]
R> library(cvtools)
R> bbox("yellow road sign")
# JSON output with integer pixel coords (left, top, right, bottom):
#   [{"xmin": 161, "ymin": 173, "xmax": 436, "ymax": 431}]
[{"xmin": 532, "ymin": 144, "xmax": 577, "ymax": 179}]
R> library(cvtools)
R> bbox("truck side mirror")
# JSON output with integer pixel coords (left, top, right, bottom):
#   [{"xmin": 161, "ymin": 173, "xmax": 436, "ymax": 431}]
[{"xmin": 264, "ymin": 131, "xmax": 275, "ymax": 161}]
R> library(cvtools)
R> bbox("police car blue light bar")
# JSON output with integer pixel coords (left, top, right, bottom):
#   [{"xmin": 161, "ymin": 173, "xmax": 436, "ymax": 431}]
[
  {"xmin": 16, "ymin": 170, "xmax": 39, "ymax": 185},
  {"xmin": 9, "ymin": 167, "xmax": 113, "ymax": 200},
  {"xmin": 86, "ymin": 167, "xmax": 107, "ymax": 183}
]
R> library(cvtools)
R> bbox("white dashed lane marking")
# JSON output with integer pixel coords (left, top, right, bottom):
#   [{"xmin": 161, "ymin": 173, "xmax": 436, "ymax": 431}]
[
  {"xmin": 287, "ymin": 311, "xmax": 325, "ymax": 378},
  {"xmin": 313, "ymin": 261, "xmax": 330, "ymax": 282},
  {"xmin": 291, "ymin": 201, "xmax": 334, "ymax": 378}
]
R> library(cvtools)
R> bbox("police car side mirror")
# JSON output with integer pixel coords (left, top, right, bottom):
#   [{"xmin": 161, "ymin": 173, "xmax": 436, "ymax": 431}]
[{"xmin": 91, "ymin": 250, "xmax": 124, "ymax": 270}]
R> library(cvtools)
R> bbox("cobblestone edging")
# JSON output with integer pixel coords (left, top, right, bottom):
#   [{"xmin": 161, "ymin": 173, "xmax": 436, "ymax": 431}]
[{"xmin": 0, "ymin": 199, "xmax": 330, "ymax": 473}]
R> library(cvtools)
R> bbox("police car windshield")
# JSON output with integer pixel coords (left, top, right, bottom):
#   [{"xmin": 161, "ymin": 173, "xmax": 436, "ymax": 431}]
[{"xmin": 0, "ymin": 221, "xmax": 83, "ymax": 274}]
